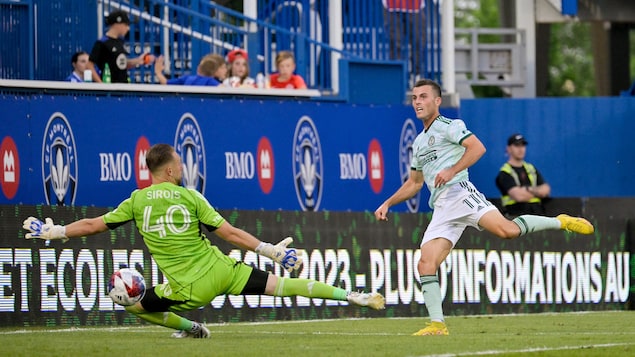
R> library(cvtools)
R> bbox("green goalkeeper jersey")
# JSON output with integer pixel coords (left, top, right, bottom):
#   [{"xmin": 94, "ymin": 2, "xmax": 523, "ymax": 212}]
[
  {"xmin": 411, "ymin": 115, "xmax": 473, "ymax": 209},
  {"xmin": 103, "ymin": 182, "xmax": 226, "ymax": 288}
]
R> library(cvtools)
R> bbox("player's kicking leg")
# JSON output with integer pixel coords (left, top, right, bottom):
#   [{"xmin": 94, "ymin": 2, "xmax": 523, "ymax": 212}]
[{"xmin": 479, "ymin": 209, "xmax": 595, "ymax": 238}]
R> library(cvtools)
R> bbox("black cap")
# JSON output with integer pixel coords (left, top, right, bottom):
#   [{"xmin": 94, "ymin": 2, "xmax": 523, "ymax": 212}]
[
  {"xmin": 106, "ymin": 10, "xmax": 130, "ymax": 25},
  {"xmin": 507, "ymin": 133, "xmax": 528, "ymax": 146}
]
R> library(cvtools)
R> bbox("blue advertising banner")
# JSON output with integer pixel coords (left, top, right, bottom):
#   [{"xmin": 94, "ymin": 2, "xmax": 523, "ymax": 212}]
[
  {"xmin": 3, "ymin": 89, "xmax": 635, "ymax": 210},
  {"xmin": 1, "ymin": 93, "xmax": 444, "ymax": 212}
]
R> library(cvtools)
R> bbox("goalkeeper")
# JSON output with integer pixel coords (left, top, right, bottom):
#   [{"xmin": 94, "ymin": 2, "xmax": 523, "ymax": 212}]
[{"xmin": 22, "ymin": 143, "xmax": 385, "ymax": 339}]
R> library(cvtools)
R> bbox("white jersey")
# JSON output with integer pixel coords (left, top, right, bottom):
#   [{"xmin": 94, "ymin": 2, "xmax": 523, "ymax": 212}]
[{"xmin": 410, "ymin": 115, "xmax": 473, "ymax": 208}]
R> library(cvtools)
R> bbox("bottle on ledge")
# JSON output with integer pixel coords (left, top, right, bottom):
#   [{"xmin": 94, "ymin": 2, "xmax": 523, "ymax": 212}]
[{"xmin": 103, "ymin": 63, "xmax": 112, "ymax": 83}]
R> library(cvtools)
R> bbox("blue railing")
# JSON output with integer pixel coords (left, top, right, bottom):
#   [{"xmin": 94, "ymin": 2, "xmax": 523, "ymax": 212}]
[
  {"xmin": 2, "ymin": 0, "xmax": 442, "ymax": 95},
  {"xmin": 0, "ymin": 0, "xmax": 34, "ymax": 79}
]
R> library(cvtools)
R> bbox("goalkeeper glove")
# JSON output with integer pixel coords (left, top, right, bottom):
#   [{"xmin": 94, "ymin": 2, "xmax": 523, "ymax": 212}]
[
  {"xmin": 255, "ymin": 237, "xmax": 303, "ymax": 273},
  {"xmin": 23, "ymin": 217, "xmax": 68, "ymax": 241}
]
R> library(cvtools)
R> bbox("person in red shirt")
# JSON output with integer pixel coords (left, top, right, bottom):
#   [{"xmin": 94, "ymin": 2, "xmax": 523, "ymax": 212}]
[{"xmin": 269, "ymin": 51, "xmax": 307, "ymax": 89}]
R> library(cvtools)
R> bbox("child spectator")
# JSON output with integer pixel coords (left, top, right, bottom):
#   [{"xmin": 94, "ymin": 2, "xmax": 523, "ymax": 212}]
[
  {"xmin": 269, "ymin": 50, "xmax": 307, "ymax": 89},
  {"xmin": 155, "ymin": 54, "xmax": 226, "ymax": 86},
  {"xmin": 223, "ymin": 49, "xmax": 256, "ymax": 88},
  {"xmin": 65, "ymin": 51, "xmax": 89, "ymax": 82}
]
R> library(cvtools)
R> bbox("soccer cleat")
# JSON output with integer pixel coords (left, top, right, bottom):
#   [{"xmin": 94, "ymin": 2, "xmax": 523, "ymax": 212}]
[
  {"xmin": 347, "ymin": 292, "xmax": 385, "ymax": 310},
  {"xmin": 412, "ymin": 321, "xmax": 449, "ymax": 336},
  {"xmin": 170, "ymin": 322, "xmax": 210, "ymax": 339},
  {"xmin": 556, "ymin": 214, "xmax": 594, "ymax": 235}
]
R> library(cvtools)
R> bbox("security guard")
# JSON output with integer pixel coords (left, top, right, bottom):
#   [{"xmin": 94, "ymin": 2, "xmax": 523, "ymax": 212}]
[{"xmin": 495, "ymin": 134, "xmax": 551, "ymax": 218}]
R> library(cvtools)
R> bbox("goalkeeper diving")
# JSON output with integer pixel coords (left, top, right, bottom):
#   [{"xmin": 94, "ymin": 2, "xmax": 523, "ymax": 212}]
[{"xmin": 23, "ymin": 143, "xmax": 385, "ymax": 338}]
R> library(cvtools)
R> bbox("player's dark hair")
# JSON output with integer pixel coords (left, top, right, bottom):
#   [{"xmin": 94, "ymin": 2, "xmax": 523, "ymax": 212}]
[
  {"xmin": 146, "ymin": 144, "xmax": 175, "ymax": 173},
  {"xmin": 413, "ymin": 79, "xmax": 442, "ymax": 97}
]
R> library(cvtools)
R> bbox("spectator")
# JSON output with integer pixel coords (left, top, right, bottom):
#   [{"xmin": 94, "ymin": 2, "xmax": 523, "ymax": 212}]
[
  {"xmin": 223, "ymin": 48, "xmax": 256, "ymax": 88},
  {"xmin": 65, "ymin": 51, "xmax": 89, "ymax": 82},
  {"xmin": 154, "ymin": 54, "xmax": 226, "ymax": 86},
  {"xmin": 495, "ymin": 134, "xmax": 551, "ymax": 218},
  {"xmin": 269, "ymin": 50, "xmax": 307, "ymax": 89},
  {"xmin": 86, "ymin": 10, "xmax": 155, "ymax": 83}
]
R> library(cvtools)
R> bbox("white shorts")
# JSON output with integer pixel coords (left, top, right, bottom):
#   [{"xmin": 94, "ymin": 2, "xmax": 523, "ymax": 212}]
[{"xmin": 421, "ymin": 181, "xmax": 497, "ymax": 247}]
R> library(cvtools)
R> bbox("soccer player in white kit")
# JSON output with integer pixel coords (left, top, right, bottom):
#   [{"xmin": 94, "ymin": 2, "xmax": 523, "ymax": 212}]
[{"xmin": 374, "ymin": 79, "xmax": 594, "ymax": 336}]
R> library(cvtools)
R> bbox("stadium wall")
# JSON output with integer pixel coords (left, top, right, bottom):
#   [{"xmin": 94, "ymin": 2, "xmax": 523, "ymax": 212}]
[
  {"xmin": 0, "ymin": 202, "xmax": 631, "ymax": 327},
  {"xmin": 1, "ymin": 85, "xmax": 635, "ymax": 212}
]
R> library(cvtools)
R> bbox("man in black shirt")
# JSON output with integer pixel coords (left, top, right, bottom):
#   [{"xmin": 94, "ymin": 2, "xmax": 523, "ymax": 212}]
[
  {"xmin": 495, "ymin": 134, "xmax": 551, "ymax": 218},
  {"xmin": 86, "ymin": 10, "xmax": 155, "ymax": 83}
]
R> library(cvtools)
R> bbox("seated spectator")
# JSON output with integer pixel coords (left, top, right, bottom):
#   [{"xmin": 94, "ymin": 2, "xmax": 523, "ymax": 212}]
[
  {"xmin": 269, "ymin": 50, "xmax": 307, "ymax": 89},
  {"xmin": 154, "ymin": 54, "xmax": 227, "ymax": 86},
  {"xmin": 223, "ymin": 48, "xmax": 256, "ymax": 88},
  {"xmin": 65, "ymin": 51, "xmax": 89, "ymax": 82}
]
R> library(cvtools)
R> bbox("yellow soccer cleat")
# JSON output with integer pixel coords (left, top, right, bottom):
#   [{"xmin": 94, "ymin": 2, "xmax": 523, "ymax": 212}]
[
  {"xmin": 556, "ymin": 214, "xmax": 595, "ymax": 235},
  {"xmin": 412, "ymin": 321, "xmax": 449, "ymax": 336}
]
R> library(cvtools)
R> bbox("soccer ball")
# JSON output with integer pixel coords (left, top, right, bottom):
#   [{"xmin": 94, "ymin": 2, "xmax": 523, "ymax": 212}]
[{"xmin": 108, "ymin": 268, "xmax": 146, "ymax": 306}]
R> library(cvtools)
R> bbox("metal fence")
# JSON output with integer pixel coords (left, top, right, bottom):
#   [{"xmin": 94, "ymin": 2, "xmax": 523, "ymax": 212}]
[
  {"xmin": 2, "ymin": 0, "xmax": 442, "ymax": 94},
  {"xmin": 0, "ymin": 0, "xmax": 34, "ymax": 79}
]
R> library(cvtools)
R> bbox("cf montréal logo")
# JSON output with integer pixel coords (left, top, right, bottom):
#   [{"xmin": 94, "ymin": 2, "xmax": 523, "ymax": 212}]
[
  {"xmin": 174, "ymin": 113, "xmax": 206, "ymax": 194},
  {"xmin": 400, "ymin": 118, "xmax": 420, "ymax": 213},
  {"xmin": 42, "ymin": 113, "xmax": 78, "ymax": 205},
  {"xmin": 292, "ymin": 116, "xmax": 323, "ymax": 211}
]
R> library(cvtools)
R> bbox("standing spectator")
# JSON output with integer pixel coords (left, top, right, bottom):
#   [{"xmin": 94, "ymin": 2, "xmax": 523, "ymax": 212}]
[
  {"xmin": 269, "ymin": 50, "xmax": 307, "ymax": 89},
  {"xmin": 22, "ymin": 143, "xmax": 385, "ymax": 338},
  {"xmin": 374, "ymin": 79, "xmax": 594, "ymax": 336},
  {"xmin": 495, "ymin": 134, "xmax": 551, "ymax": 218},
  {"xmin": 86, "ymin": 10, "xmax": 155, "ymax": 83},
  {"xmin": 154, "ymin": 54, "xmax": 226, "ymax": 86},
  {"xmin": 382, "ymin": 0, "xmax": 425, "ymax": 80},
  {"xmin": 65, "ymin": 51, "xmax": 89, "ymax": 82},
  {"xmin": 223, "ymin": 48, "xmax": 256, "ymax": 88}
]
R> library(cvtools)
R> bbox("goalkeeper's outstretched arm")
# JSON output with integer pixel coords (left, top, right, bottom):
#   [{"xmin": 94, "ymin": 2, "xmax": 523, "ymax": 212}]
[
  {"xmin": 64, "ymin": 216, "xmax": 109, "ymax": 237},
  {"xmin": 23, "ymin": 216, "xmax": 108, "ymax": 240},
  {"xmin": 213, "ymin": 221, "xmax": 302, "ymax": 273}
]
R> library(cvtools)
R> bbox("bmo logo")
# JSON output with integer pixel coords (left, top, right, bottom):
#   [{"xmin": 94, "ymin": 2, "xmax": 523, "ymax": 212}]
[
  {"xmin": 0, "ymin": 136, "xmax": 20, "ymax": 200},
  {"xmin": 99, "ymin": 152, "xmax": 132, "ymax": 181},
  {"xmin": 225, "ymin": 137, "xmax": 275, "ymax": 194},
  {"xmin": 135, "ymin": 136, "xmax": 151, "ymax": 188},
  {"xmin": 257, "ymin": 137, "xmax": 275, "ymax": 194},
  {"xmin": 338, "ymin": 139, "xmax": 384, "ymax": 193},
  {"xmin": 367, "ymin": 139, "xmax": 384, "ymax": 193},
  {"xmin": 225, "ymin": 152, "xmax": 255, "ymax": 179}
]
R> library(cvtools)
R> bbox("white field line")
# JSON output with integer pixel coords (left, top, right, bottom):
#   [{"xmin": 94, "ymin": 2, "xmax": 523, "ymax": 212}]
[{"xmin": 416, "ymin": 342, "xmax": 635, "ymax": 357}]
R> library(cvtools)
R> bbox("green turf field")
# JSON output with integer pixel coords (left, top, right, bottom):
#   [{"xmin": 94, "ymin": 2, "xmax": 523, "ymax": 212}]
[{"xmin": 1, "ymin": 311, "xmax": 634, "ymax": 356}]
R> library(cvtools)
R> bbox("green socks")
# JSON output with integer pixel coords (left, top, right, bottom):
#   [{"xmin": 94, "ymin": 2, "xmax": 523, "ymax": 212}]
[
  {"xmin": 125, "ymin": 305, "xmax": 193, "ymax": 330},
  {"xmin": 273, "ymin": 277, "xmax": 347, "ymax": 300},
  {"xmin": 420, "ymin": 275, "xmax": 444, "ymax": 322},
  {"xmin": 513, "ymin": 215, "xmax": 560, "ymax": 236}
]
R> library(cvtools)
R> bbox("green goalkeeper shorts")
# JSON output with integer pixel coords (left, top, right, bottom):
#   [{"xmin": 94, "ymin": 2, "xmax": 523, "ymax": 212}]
[{"xmin": 153, "ymin": 256, "xmax": 254, "ymax": 312}]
